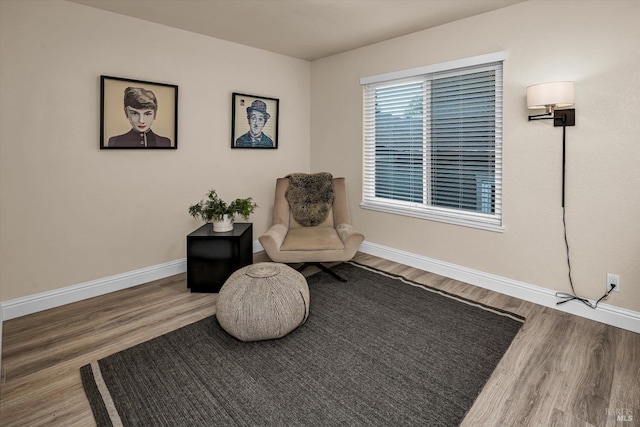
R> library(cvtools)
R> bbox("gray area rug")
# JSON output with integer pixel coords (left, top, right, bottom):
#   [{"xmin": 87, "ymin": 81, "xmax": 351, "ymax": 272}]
[{"xmin": 81, "ymin": 262, "xmax": 525, "ymax": 426}]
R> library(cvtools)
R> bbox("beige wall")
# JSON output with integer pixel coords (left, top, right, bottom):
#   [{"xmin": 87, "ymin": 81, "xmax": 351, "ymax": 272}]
[
  {"xmin": 0, "ymin": 0, "xmax": 311, "ymax": 301},
  {"xmin": 311, "ymin": 0, "xmax": 640, "ymax": 311},
  {"xmin": 1, "ymin": 0, "xmax": 639, "ymax": 314}
]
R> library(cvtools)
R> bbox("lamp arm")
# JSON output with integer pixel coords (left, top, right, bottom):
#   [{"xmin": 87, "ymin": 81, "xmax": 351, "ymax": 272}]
[
  {"xmin": 528, "ymin": 112, "xmax": 554, "ymax": 121},
  {"xmin": 529, "ymin": 109, "xmax": 574, "ymax": 125}
]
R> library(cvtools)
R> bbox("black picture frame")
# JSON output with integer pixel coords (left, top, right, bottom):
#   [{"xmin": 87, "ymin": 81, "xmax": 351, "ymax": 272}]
[
  {"xmin": 100, "ymin": 75, "xmax": 178, "ymax": 149},
  {"xmin": 231, "ymin": 92, "xmax": 279, "ymax": 149}
]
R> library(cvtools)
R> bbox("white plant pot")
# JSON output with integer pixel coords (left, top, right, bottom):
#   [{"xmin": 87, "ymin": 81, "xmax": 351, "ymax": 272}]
[{"xmin": 212, "ymin": 215, "xmax": 234, "ymax": 232}]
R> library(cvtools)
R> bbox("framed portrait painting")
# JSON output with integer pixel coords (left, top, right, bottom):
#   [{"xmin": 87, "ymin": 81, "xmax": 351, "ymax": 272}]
[
  {"xmin": 231, "ymin": 92, "xmax": 279, "ymax": 149},
  {"xmin": 100, "ymin": 75, "xmax": 178, "ymax": 149}
]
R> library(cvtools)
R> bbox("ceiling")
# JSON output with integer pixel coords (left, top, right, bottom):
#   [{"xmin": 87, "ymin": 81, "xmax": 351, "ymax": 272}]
[{"xmin": 67, "ymin": 0, "xmax": 526, "ymax": 61}]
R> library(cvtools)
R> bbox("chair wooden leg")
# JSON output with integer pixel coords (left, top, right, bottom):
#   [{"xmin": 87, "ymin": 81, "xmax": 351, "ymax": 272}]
[{"xmin": 296, "ymin": 262, "xmax": 347, "ymax": 282}]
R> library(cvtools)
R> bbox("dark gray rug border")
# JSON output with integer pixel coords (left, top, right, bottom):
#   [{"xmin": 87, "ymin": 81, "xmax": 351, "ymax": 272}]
[
  {"xmin": 80, "ymin": 363, "xmax": 113, "ymax": 427},
  {"xmin": 347, "ymin": 260, "xmax": 526, "ymax": 323}
]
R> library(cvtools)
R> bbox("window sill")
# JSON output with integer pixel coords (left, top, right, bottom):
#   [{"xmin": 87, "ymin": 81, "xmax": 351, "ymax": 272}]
[{"xmin": 359, "ymin": 201, "xmax": 504, "ymax": 233}]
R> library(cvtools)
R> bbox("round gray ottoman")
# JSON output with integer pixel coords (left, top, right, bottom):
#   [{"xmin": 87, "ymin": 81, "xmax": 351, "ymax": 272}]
[{"xmin": 216, "ymin": 262, "xmax": 310, "ymax": 342}]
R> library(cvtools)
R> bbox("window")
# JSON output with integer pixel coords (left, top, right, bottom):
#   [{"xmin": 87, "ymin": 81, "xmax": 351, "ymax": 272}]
[{"xmin": 361, "ymin": 52, "xmax": 505, "ymax": 231}]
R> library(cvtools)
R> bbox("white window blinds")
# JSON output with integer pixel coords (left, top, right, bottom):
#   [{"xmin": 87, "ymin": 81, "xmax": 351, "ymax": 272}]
[{"xmin": 361, "ymin": 53, "xmax": 504, "ymax": 231}]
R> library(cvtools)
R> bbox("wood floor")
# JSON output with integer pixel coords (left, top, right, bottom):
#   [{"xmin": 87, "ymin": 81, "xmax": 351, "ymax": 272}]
[{"xmin": 1, "ymin": 252, "xmax": 638, "ymax": 426}]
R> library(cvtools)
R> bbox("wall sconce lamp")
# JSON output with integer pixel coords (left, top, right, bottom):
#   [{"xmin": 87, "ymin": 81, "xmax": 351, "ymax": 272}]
[
  {"xmin": 527, "ymin": 81, "xmax": 576, "ymax": 207},
  {"xmin": 528, "ymin": 82, "xmax": 613, "ymax": 309}
]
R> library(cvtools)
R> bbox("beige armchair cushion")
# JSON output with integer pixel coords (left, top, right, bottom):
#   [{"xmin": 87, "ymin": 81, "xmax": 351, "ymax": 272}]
[{"xmin": 280, "ymin": 226, "xmax": 345, "ymax": 251}]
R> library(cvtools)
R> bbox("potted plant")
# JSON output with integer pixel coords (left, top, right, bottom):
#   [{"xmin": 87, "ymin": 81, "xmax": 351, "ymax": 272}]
[{"xmin": 188, "ymin": 189, "xmax": 258, "ymax": 232}]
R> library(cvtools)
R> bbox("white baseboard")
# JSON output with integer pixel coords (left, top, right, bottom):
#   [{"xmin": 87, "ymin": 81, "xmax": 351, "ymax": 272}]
[
  {"xmin": 2, "ymin": 240, "xmax": 638, "ymax": 335},
  {"xmin": 359, "ymin": 241, "xmax": 640, "ymax": 334},
  {"xmin": 253, "ymin": 240, "xmax": 264, "ymax": 254},
  {"xmin": 1, "ymin": 241, "xmax": 266, "ymax": 322},
  {"xmin": 0, "ymin": 304, "xmax": 3, "ymax": 374},
  {"xmin": 1, "ymin": 259, "xmax": 187, "ymax": 321}
]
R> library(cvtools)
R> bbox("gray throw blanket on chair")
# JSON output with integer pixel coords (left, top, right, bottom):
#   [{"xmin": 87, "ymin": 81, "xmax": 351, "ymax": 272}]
[{"xmin": 285, "ymin": 173, "xmax": 334, "ymax": 226}]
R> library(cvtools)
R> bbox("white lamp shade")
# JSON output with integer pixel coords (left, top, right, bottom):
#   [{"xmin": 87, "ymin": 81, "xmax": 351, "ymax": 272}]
[{"xmin": 527, "ymin": 81, "xmax": 575, "ymax": 110}]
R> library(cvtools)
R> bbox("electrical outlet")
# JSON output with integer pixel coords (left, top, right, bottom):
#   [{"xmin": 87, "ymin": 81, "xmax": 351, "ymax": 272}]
[{"xmin": 606, "ymin": 273, "xmax": 620, "ymax": 293}]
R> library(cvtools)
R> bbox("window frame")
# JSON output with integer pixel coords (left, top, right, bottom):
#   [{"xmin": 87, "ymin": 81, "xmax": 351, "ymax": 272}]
[{"xmin": 360, "ymin": 52, "xmax": 506, "ymax": 232}]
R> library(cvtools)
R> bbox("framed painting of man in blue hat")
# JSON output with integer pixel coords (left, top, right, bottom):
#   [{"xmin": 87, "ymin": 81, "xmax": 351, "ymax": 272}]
[
  {"xmin": 100, "ymin": 75, "xmax": 178, "ymax": 149},
  {"xmin": 232, "ymin": 92, "xmax": 279, "ymax": 149}
]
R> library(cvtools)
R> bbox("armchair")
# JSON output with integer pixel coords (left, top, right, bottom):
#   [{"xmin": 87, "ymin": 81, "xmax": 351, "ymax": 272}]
[{"xmin": 259, "ymin": 173, "xmax": 364, "ymax": 282}]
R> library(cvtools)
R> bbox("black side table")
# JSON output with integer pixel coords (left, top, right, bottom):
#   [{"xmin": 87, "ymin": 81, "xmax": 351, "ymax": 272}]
[{"xmin": 186, "ymin": 222, "xmax": 253, "ymax": 292}]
